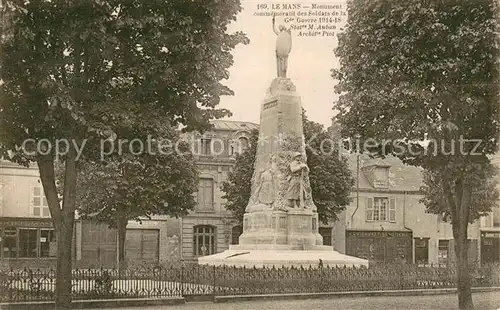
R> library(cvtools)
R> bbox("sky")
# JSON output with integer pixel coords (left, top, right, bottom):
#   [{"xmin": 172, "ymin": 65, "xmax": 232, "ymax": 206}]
[{"xmin": 218, "ymin": 0, "xmax": 346, "ymax": 127}]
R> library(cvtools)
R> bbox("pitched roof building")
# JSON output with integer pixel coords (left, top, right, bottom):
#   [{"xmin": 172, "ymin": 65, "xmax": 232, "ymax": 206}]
[{"xmin": 333, "ymin": 153, "xmax": 499, "ymax": 265}]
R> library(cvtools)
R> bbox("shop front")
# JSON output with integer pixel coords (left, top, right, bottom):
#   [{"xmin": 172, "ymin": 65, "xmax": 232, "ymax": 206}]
[
  {"xmin": 481, "ymin": 230, "xmax": 500, "ymax": 264},
  {"xmin": 346, "ymin": 230, "xmax": 413, "ymax": 264},
  {"xmin": 0, "ymin": 217, "xmax": 60, "ymax": 269}
]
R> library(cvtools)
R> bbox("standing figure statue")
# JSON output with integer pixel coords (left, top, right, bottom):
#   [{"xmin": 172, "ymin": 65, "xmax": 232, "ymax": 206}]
[
  {"xmin": 286, "ymin": 152, "xmax": 309, "ymax": 208},
  {"xmin": 273, "ymin": 14, "xmax": 292, "ymax": 78},
  {"xmin": 255, "ymin": 155, "xmax": 277, "ymax": 206}
]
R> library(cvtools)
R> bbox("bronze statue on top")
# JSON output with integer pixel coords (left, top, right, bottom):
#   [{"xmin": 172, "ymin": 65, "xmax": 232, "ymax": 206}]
[{"xmin": 273, "ymin": 14, "xmax": 292, "ymax": 78}]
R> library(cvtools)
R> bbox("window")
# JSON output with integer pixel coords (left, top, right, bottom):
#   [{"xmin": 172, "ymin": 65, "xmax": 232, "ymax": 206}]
[
  {"xmin": 193, "ymin": 225, "xmax": 216, "ymax": 256},
  {"xmin": 231, "ymin": 226, "xmax": 243, "ymax": 245},
  {"xmin": 19, "ymin": 229, "xmax": 38, "ymax": 258},
  {"xmin": 197, "ymin": 178, "xmax": 214, "ymax": 210},
  {"xmin": 493, "ymin": 205, "xmax": 500, "ymax": 227},
  {"xmin": 319, "ymin": 227, "xmax": 332, "ymax": 246},
  {"xmin": 374, "ymin": 167, "xmax": 389, "ymax": 187},
  {"xmin": 200, "ymin": 138, "xmax": 212, "ymax": 155},
  {"xmin": 40, "ymin": 229, "xmax": 56, "ymax": 258},
  {"xmin": 415, "ymin": 238, "xmax": 429, "ymax": 264},
  {"xmin": 366, "ymin": 197, "xmax": 396, "ymax": 222},
  {"xmin": 238, "ymin": 137, "xmax": 249, "ymax": 153},
  {"xmin": 229, "ymin": 143, "xmax": 235, "ymax": 157},
  {"xmin": 32, "ymin": 186, "xmax": 50, "ymax": 217},
  {"xmin": 2, "ymin": 227, "xmax": 17, "ymax": 258},
  {"xmin": 482, "ymin": 212, "xmax": 494, "ymax": 227},
  {"xmin": 438, "ymin": 240, "xmax": 449, "ymax": 265},
  {"xmin": 0, "ymin": 227, "xmax": 57, "ymax": 259}
]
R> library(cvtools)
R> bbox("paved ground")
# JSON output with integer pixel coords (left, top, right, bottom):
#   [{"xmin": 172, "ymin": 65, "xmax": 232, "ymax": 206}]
[{"xmin": 82, "ymin": 291, "xmax": 500, "ymax": 310}]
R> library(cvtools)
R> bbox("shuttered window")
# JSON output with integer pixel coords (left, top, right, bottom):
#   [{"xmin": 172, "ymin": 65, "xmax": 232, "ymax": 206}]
[
  {"xmin": 32, "ymin": 186, "xmax": 50, "ymax": 218},
  {"xmin": 197, "ymin": 178, "xmax": 214, "ymax": 210},
  {"xmin": 366, "ymin": 198, "xmax": 373, "ymax": 222},
  {"xmin": 389, "ymin": 198, "xmax": 396, "ymax": 222}
]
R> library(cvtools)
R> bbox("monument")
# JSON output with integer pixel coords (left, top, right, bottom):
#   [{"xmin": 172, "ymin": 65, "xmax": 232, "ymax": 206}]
[{"xmin": 198, "ymin": 17, "xmax": 368, "ymax": 268}]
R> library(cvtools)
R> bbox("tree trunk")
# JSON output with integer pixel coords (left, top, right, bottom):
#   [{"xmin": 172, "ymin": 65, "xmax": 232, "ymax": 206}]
[
  {"xmin": 452, "ymin": 182, "xmax": 474, "ymax": 310},
  {"xmin": 117, "ymin": 212, "xmax": 128, "ymax": 278},
  {"xmin": 454, "ymin": 232, "xmax": 473, "ymax": 310},
  {"xmin": 55, "ymin": 215, "xmax": 75, "ymax": 309},
  {"xmin": 38, "ymin": 145, "xmax": 79, "ymax": 309}
]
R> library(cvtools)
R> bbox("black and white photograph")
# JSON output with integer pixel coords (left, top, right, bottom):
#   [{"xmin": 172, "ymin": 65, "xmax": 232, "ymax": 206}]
[{"xmin": 0, "ymin": 0, "xmax": 499, "ymax": 309}]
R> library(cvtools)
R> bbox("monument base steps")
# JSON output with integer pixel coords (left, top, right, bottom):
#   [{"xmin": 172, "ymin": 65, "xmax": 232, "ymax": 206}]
[{"xmin": 197, "ymin": 249, "xmax": 369, "ymax": 268}]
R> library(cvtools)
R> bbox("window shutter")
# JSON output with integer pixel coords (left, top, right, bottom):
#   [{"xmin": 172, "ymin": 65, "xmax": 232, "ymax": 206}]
[
  {"xmin": 204, "ymin": 181, "xmax": 210, "ymax": 208},
  {"xmin": 389, "ymin": 198, "xmax": 396, "ymax": 222},
  {"xmin": 42, "ymin": 194, "xmax": 50, "ymax": 217},
  {"xmin": 196, "ymin": 179, "xmax": 202, "ymax": 207},
  {"xmin": 208, "ymin": 179, "xmax": 214, "ymax": 207},
  {"xmin": 0, "ymin": 183, "xmax": 3, "ymax": 216},
  {"xmin": 366, "ymin": 197, "xmax": 373, "ymax": 222},
  {"xmin": 31, "ymin": 186, "xmax": 40, "ymax": 217}
]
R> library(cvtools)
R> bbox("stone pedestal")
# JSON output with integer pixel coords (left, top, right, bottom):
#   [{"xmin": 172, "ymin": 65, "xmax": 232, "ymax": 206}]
[
  {"xmin": 236, "ymin": 209, "xmax": 320, "ymax": 249},
  {"xmin": 198, "ymin": 77, "xmax": 368, "ymax": 268}
]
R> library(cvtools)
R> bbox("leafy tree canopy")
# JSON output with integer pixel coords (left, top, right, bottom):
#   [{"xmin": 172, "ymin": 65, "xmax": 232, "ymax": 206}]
[
  {"xmin": 420, "ymin": 164, "xmax": 499, "ymax": 224},
  {"xmin": 1, "ymin": 0, "xmax": 249, "ymax": 164},
  {"xmin": 333, "ymin": 0, "xmax": 500, "ymax": 220},
  {"xmin": 74, "ymin": 125, "xmax": 198, "ymax": 226}
]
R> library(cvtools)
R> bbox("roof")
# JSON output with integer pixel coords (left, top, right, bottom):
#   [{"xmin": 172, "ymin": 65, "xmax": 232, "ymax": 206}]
[
  {"xmin": 209, "ymin": 120, "xmax": 259, "ymax": 132},
  {"xmin": 347, "ymin": 154, "xmax": 423, "ymax": 192}
]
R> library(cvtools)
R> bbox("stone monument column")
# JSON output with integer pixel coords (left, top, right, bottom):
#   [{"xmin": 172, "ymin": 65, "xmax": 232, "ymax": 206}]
[
  {"xmin": 235, "ymin": 76, "xmax": 324, "ymax": 250},
  {"xmin": 198, "ymin": 18, "xmax": 368, "ymax": 268}
]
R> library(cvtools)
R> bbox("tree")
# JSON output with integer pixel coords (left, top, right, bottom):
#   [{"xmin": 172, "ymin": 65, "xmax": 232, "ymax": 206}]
[
  {"xmin": 0, "ymin": 1, "xmax": 247, "ymax": 307},
  {"xmin": 74, "ymin": 125, "xmax": 198, "ymax": 273},
  {"xmin": 222, "ymin": 129, "xmax": 259, "ymax": 222},
  {"xmin": 222, "ymin": 111, "xmax": 354, "ymax": 224},
  {"xmin": 333, "ymin": 1, "xmax": 499, "ymax": 309}
]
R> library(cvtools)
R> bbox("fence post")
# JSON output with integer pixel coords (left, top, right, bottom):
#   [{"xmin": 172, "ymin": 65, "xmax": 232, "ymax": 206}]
[
  {"xmin": 212, "ymin": 264, "xmax": 216, "ymax": 299},
  {"xmin": 180, "ymin": 263, "xmax": 184, "ymax": 297}
]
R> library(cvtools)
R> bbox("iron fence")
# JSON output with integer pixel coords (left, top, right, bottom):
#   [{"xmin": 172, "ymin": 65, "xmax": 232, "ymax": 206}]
[{"xmin": 0, "ymin": 262, "xmax": 499, "ymax": 303}]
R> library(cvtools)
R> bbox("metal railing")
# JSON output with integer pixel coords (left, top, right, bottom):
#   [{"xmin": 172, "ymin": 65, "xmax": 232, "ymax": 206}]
[{"xmin": 0, "ymin": 262, "xmax": 499, "ymax": 303}]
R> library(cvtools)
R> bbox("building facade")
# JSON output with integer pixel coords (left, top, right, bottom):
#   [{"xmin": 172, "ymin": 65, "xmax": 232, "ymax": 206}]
[
  {"xmin": 482, "ymin": 153, "xmax": 500, "ymax": 263},
  {"xmin": 333, "ymin": 154, "xmax": 500, "ymax": 265},
  {"xmin": 176, "ymin": 120, "xmax": 256, "ymax": 259},
  {"xmin": 0, "ymin": 161, "xmax": 59, "ymax": 269},
  {"xmin": 0, "ymin": 120, "xmax": 262, "ymax": 267},
  {"xmin": 0, "ymin": 159, "xmax": 175, "ymax": 269}
]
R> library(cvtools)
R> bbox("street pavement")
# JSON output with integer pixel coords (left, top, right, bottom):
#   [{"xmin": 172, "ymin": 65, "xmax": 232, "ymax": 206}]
[{"xmin": 81, "ymin": 291, "xmax": 500, "ymax": 310}]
